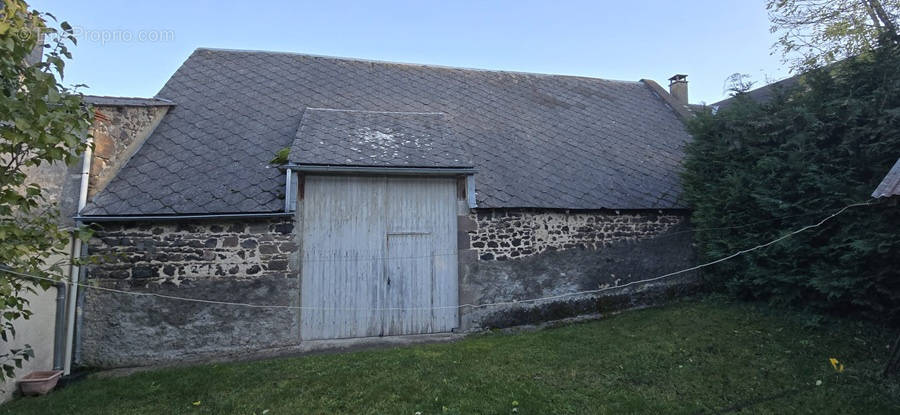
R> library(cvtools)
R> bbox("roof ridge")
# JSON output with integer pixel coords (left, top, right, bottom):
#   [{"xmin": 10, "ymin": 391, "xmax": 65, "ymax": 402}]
[
  {"xmin": 305, "ymin": 107, "xmax": 444, "ymax": 116},
  {"xmin": 193, "ymin": 47, "xmax": 643, "ymax": 84},
  {"xmin": 83, "ymin": 95, "xmax": 176, "ymax": 106},
  {"xmin": 639, "ymin": 79, "xmax": 693, "ymax": 122}
]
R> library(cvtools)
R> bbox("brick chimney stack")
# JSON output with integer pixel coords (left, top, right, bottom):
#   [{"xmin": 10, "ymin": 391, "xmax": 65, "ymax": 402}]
[{"xmin": 668, "ymin": 74, "xmax": 688, "ymax": 105}]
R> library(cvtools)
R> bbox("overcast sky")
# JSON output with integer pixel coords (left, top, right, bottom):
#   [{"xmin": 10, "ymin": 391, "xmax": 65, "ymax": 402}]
[{"xmin": 32, "ymin": 0, "xmax": 789, "ymax": 105}]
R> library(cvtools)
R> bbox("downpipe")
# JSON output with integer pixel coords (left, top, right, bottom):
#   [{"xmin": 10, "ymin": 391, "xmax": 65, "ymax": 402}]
[
  {"xmin": 63, "ymin": 234, "xmax": 83, "ymax": 375},
  {"xmin": 52, "ymin": 233, "xmax": 76, "ymax": 370},
  {"xmin": 63, "ymin": 135, "xmax": 92, "ymax": 375},
  {"xmin": 51, "ymin": 281, "xmax": 67, "ymax": 370},
  {"xmin": 73, "ymin": 242, "xmax": 88, "ymax": 366}
]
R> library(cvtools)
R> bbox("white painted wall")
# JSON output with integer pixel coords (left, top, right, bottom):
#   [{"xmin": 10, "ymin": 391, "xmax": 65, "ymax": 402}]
[{"xmin": 0, "ymin": 285, "xmax": 58, "ymax": 402}]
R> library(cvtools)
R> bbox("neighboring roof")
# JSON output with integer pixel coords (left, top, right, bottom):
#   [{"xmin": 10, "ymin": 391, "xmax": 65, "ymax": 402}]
[
  {"xmin": 83, "ymin": 48, "xmax": 692, "ymax": 216},
  {"xmin": 873, "ymin": 158, "xmax": 900, "ymax": 198},
  {"xmin": 711, "ymin": 76, "xmax": 800, "ymax": 111},
  {"xmin": 289, "ymin": 108, "xmax": 472, "ymax": 168},
  {"xmin": 83, "ymin": 95, "xmax": 176, "ymax": 107}
]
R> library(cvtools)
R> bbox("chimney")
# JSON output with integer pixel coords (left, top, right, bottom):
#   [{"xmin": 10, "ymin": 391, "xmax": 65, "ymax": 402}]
[{"xmin": 668, "ymin": 74, "xmax": 688, "ymax": 105}]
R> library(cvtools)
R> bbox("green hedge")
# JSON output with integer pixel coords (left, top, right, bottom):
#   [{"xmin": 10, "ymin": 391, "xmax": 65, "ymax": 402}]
[{"xmin": 682, "ymin": 43, "xmax": 900, "ymax": 324}]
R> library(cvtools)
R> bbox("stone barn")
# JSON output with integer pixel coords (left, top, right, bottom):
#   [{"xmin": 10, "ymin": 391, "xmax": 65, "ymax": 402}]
[{"xmin": 75, "ymin": 48, "xmax": 698, "ymax": 367}]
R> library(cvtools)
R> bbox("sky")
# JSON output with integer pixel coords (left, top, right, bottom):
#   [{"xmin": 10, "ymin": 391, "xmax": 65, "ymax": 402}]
[{"xmin": 31, "ymin": 0, "xmax": 789, "ymax": 105}]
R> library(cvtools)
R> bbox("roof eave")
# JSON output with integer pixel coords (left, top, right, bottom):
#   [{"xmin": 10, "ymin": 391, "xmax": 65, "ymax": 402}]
[
  {"xmin": 76, "ymin": 211, "xmax": 294, "ymax": 223},
  {"xmin": 284, "ymin": 164, "xmax": 476, "ymax": 175}
]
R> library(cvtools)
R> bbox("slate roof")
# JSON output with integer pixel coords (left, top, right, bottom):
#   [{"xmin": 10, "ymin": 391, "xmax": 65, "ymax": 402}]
[
  {"xmin": 712, "ymin": 76, "xmax": 800, "ymax": 111},
  {"xmin": 83, "ymin": 48, "xmax": 692, "ymax": 216},
  {"xmin": 873, "ymin": 158, "xmax": 900, "ymax": 198},
  {"xmin": 290, "ymin": 108, "xmax": 472, "ymax": 168}
]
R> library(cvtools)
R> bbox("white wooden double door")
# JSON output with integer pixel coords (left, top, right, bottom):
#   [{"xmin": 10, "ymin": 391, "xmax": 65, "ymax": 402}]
[{"xmin": 300, "ymin": 175, "xmax": 459, "ymax": 340}]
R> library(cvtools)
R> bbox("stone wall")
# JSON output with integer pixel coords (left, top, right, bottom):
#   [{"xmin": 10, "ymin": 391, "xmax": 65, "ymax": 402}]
[
  {"xmin": 87, "ymin": 218, "xmax": 296, "ymax": 285},
  {"xmin": 89, "ymin": 105, "xmax": 168, "ymax": 198},
  {"xmin": 20, "ymin": 104, "xmax": 167, "ymax": 229},
  {"xmin": 458, "ymin": 209, "xmax": 697, "ymax": 330},
  {"xmin": 469, "ymin": 209, "xmax": 684, "ymax": 261},
  {"xmin": 80, "ymin": 208, "xmax": 697, "ymax": 367},
  {"xmin": 80, "ymin": 217, "xmax": 300, "ymax": 367}
]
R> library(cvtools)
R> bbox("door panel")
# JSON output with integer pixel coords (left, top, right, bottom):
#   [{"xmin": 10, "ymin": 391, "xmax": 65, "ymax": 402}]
[
  {"xmin": 384, "ymin": 176, "xmax": 458, "ymax": 334},
  {"xmin": 385, "ymin": 233, "xmax": 433, "ymax": 335},
  {"xmin": 300, "ymin": 176, "xmax": 387, "ymax": 340},
  {"xmin": 300, "ymin": 175, "xmax": 458, "ymax": 340}
]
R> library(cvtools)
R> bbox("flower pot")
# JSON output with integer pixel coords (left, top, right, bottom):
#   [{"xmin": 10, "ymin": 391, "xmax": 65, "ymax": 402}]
[{"xmin": 18, "ymin": 370, "xmax": 63, "ymax": 396}]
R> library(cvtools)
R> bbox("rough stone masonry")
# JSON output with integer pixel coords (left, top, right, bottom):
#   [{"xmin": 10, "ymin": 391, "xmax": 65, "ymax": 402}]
[
  {"xmin": 87, "ymin": 218, "xmax": 296, "ymax": 284},
  {"xmin": 80, "ymin": 209, "xmax": 696, "ymax": 367},
  {"xmin": 468, "ymin": 209, "xmax": 684, "ymax": 261},
  {"xmin": 458, "ymin": 208, "xmax": 697, "ymax": 330},
  {"xmin": 89, "ymin": 105, "xmax": 168, "ymax": 198},
  {"xmin": 80, "ymin": 218, "xmax": 300, "ymax": 367}
]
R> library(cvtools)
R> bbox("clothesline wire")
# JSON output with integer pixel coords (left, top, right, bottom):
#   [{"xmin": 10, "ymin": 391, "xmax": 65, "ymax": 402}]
[{"xmin": 0, "ymin": 199, "xmax": 872, "ymax": 312}]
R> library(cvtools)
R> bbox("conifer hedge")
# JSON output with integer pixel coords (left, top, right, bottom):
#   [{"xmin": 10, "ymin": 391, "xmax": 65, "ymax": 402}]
[{"xmin": 682, "ymin": 42, "xmax": 900, "ymax": 323}]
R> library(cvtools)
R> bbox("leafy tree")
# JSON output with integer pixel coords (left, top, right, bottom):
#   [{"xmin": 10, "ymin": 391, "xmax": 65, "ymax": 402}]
[
  {"xmin": 768, "ymin": 0, "xmax": 900, "ymax": 70},
  {"xmin": 683, "ymin": 41, "xmax": 900, "ymax": 323},
  {"xmin": 0, "ymin": 1, "xmax": 92, "ymax": 381}
]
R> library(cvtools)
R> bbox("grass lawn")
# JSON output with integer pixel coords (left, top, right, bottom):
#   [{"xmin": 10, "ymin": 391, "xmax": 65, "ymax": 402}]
[{"xmin": 4, "ymin": 297, "xmax": 899, "ymax": 414}]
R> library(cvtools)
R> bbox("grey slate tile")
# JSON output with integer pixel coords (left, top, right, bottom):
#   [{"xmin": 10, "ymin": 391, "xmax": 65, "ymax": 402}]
[
  {"xmin": 82, "ymin": 48, "xmax": 693, "ymax": 216},
  {"xmin": 290, "ymin": 109, "xmax": 472, "ymax": 168}
]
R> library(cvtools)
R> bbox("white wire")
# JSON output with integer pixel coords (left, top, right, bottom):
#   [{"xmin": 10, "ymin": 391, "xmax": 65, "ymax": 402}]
[{"xmin": 0, "ymin": 200, "xmax": 872, "ymax": 312}]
